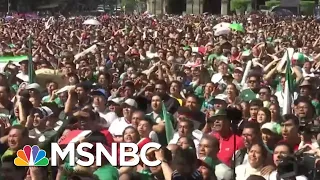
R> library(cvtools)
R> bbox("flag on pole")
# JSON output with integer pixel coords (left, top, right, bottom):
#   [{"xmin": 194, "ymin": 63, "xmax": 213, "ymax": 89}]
[
  {"xmin": 282, "ymin": 50, "xmax": 294, "ymax": 115},
  {"xmin": 27, "ymin": 37, "xmax": 35, "ymax": 83},
  {"xmin": 161, "ymin": 102, "xmax": 174, "ymax": 144}
]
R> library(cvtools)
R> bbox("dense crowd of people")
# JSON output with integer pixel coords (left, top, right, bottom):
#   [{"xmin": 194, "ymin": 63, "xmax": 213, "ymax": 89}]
[{"xmin": 0, "ymin": 13, "xmax": 320, "ymax": 180}]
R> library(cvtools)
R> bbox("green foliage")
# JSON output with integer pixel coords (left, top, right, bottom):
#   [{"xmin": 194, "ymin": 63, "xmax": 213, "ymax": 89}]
[
  {"xmin": 300, "ymin": 1, "xmax": 315, "ymax": 15},
  {"xmin": 265, "ymin": 1, "xmax": 280, "ymax": 8},
  {"xmin": 265, "ymin": 0, "xmax": 315, "ymax": 15},
  {"xmin": 230, "ymin": 0, "xmax": 251, "ymax": 11},
  {"xmin": 121, "ymin": 0, "xmax": 137, "ymax": 12}
]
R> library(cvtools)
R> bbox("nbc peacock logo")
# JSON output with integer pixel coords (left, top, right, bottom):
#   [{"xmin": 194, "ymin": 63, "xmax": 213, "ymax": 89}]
[{"xmin": 14, "ymin": 145, "xmax": 49, "ymax": 166}]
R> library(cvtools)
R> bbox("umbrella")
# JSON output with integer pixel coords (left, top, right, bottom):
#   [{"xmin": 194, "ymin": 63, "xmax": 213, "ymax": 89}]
[
  {"xmin": 35, "ymin": 68, "xmax": 67, "ymax": 88},
  {"xmin": 213, "ymin": 22, "xmax": 230, "ymax": 30},
  {"xmin": 5, "ymin": 16, "xmax": 14, "ymax": 20},
  {"xmin": 270, "ymin": 6, "xmax": 294, "ymax": 16},
  {"xmin": 229, "ymin": 23, "xmax": 245, "ymax": 32},
  {"xmin": 83, "ymin": 19, "xmax": 102, "ymax": 26},
  {"xmin": 214, "ymin": 27, "xmax": 231, "ymax": 36}
]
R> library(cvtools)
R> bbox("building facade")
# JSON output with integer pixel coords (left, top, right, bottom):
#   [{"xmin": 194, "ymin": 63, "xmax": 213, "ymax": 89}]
[{"xmin": 146, "ymin": 0, "xmax": 228, "ymax": 15}]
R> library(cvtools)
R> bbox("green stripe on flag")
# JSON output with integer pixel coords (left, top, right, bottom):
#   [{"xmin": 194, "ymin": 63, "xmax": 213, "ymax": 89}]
[
  {"xmin": 161, "ymin": 102, "xmax": 174, "ymax": 144},
  {"xmin": 0, "ymin": 56, "xmax": 28, "ymax": 63}
]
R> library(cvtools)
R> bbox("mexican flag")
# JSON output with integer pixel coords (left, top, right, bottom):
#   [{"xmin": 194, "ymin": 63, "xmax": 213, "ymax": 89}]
[
  {"xmin": 282, "ymin": 50, "xmax": 294, "ymax": 115},
  {"xmin": 161, "ymin": 102, "xmax": 174, "ymax": 144},
  {"xmin": 58, "ymin": 130, "xmax": 92, "ymax": 145}
]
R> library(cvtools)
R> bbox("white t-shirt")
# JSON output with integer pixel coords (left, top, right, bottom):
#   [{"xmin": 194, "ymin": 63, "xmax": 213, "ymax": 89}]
[
  {"xmin": 269, "ymin": 171, "xmax": 308, "ymax": 180},
  {"xmin": 211, "ymin": 73, "xmax": 224, "ymax": 84},
  {"xmin": 235, "ymin": 164, "xmax": 270, "ymax": 180},
  {"xmin": 16, "ymin": 72, "xmax": 29, "ymax": 82},
  {"xmin": 99, "ymin": 111, "xmax": 118, "ymax": 128},
  {"xmin": 274, "ymin": 91, "xmax": 298, "ymax": 108},
  {"xmin": 108, "ymin": 117, "xmax": 131, "ymax": 136}
]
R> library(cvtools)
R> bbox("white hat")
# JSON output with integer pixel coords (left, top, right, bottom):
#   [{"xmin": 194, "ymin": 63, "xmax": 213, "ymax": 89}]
[
  {"xmin": 261, "ymin": 122, "xmax": 277, "ymax": 134},
  {"xmin": 37, "ymin": 106, "xmax": 53, "ymax": 118},
  {"xmin": 123, "ymin": 98, "xmax": 138, "ymax": 108},
  {"xmin": 218, "ymin": 56, "xmax": 228, "ymax": 65},
  {"xmin": 25, "ymin": 83, "xmax": 41, "ymax": 91},
  {"xmin": 108, "ymin": 97, "xmax": 122, "ymax": 105},
  {"xmin": 215, "ymin": 94, "xmax": 227, "ymax": 101},
  {"xmin": 56, "ymin": 85, "xmax": 75, "ymax": 94},
  {"xmin": 234, "ymin": 67, "xmax": 243, "ymax": 72}
]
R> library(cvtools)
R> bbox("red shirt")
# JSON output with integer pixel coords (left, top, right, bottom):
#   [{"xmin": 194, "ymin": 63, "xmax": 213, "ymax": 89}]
[
  {"xmin": 211, "ymin": 132, "xmax": 244, "ymax": 166},
  {"xmin": 137, "ymin": 138, "xmax": 152, "ymax": 150},
  {"xmin": 278, "ymin": 139, "xmax": 305, "ymax": 152},
  {"xmin": 99, "ymin": 128, "xmax": 114, "ymax": 146}
]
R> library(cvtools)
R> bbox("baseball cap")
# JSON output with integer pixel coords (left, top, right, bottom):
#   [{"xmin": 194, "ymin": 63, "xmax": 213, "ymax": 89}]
[
  {"xmin": 234, "ymin": 67, "xmax": 243, "ymax": 72},
  {"xmin": 90, "ymin": 89, "xmax": 107, "ymax": 98},
  {"xmin": 108, "ymin": 97, "xmax": 122, "ymax": 105},
  {"xmin": 299, "ymin": 80, "xmax": 312, "ymax": 87},
  {"xmin": 25, "ymin": 83, "xmax": 42, "ymax": 91},
  {"xmin": 207, "ymin": 109, "xmax": 227, "ymax": 122},
  {"xmin": 18, "ymin": 59, "xmax": 28, "ymax": 65},
  {"xmin": 217, "ymin": 56, "xmax": 228, "ymax": 65},
  {"xmin": 34, "ymin": 106, "xmax": 53, "ymax": 118},
  {"xmin": 209, "ymin": 94, "xmax": 227, "ymax": 106},
  {"xmin": 261, "ymin": 122, "xmax": 278, "ymax": 134},
  {"xmin": 122, "ymin": 98, "xmax": 138, "ymax": 108}
]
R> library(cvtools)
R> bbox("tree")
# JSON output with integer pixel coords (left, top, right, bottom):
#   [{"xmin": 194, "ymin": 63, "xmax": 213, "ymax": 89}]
[{"xmin": 121, "ymin": 0, "xmax": 138, "ymax": 13}]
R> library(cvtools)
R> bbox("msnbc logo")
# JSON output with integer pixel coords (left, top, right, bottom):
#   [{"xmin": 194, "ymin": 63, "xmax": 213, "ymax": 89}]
[{"xmin": 14, "ymin": 145, "xmax": 49, "ymax": 166}]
